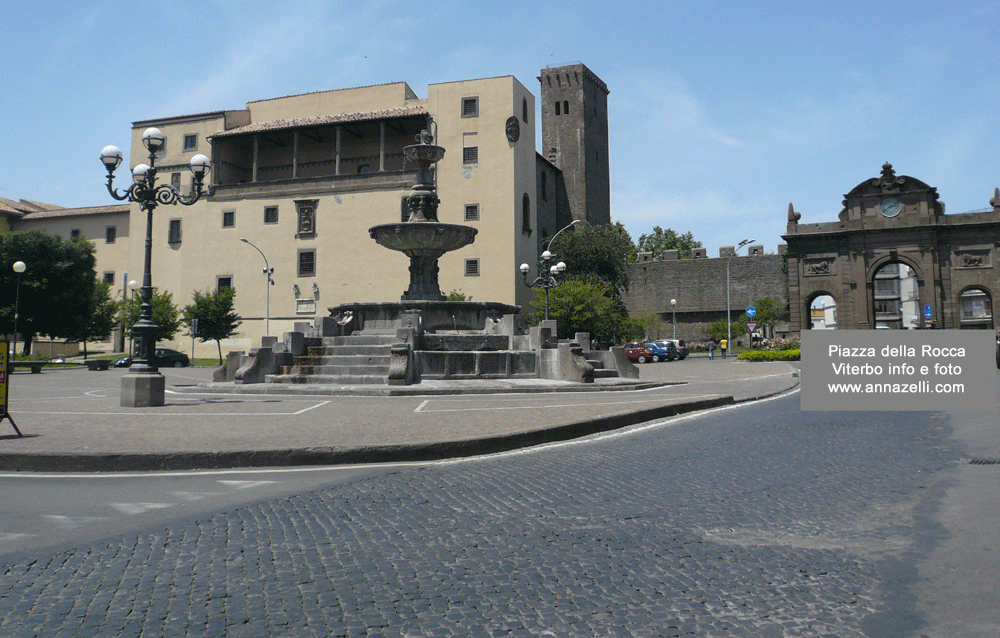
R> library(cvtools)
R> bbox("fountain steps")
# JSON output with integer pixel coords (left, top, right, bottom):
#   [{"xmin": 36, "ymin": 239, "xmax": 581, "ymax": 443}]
[
  {"xmin": 268, "ymin": 335, "xmax": 396, "ymax": 385},
  {"xmin": 588, "ymin": 358, "xmax": 619, "ymax": 379}
]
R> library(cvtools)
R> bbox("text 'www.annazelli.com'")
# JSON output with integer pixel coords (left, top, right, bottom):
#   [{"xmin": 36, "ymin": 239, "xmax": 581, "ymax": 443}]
[{"xmin": 827, "ymin": 382, "xmax": 966, "ymax": 394}]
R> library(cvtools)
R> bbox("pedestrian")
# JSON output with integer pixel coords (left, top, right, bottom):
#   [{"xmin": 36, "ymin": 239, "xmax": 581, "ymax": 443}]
[
  {"xmin": 708, "ymin": 340, "xmax": 715, "ymax": 360},
  {"xmin": 720, "ymin": 338, "xmax": 728, "ymax": 359}
]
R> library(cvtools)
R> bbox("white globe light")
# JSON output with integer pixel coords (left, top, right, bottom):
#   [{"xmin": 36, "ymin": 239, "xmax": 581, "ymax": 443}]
[
  {"xmin": 519, "ymin": 263, "xmax": 530, "ymax": 274},
  {"xmin": 100, "ymin": 145, "xmax": 123, "ymax": 171},
  {"xmin": 189, "ymin": 154, "xmax": 211, "ymax": 177},
  {"xmin": 556, "ymin": 262, "xmax": 566, "ymax": 272},
  {"xmin": 132, "ymin": 164, "xmax": 150, "ymax": 182},
  {"xmin": 541, "ymin": 250, "xmax": 552, "ymax": 260},
  {"xmin": 142, "ymin": 128, "xmax": 165, "ymax": 152},
  {"xmin": 13, "ymin": 261, "xmax": 26, "ymax": 274}
]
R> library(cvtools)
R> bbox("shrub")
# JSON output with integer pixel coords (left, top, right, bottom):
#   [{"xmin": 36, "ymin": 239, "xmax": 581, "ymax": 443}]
[{"xmin": 737, "ymin": 349, "xmax": 800, "ymax": 362}]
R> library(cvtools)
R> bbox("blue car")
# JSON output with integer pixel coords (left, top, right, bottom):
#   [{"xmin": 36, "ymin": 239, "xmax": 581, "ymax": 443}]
[{"xmin": 643, "ymin": 342, "xmax": 676, "ymax": 362}]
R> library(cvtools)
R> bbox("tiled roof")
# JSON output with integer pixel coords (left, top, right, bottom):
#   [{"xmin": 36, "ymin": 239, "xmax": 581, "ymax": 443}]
[
  {"xmin": 210, "ymin": 106, "xmax": 429, "ymax": 139},
  {"xmin": 18, "ymin": 204, "xmax": 130, "ymax": 220}
]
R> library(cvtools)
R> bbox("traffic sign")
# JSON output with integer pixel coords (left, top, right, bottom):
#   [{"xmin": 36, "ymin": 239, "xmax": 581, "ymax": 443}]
[
  {"xmin": 923, "ymin": 304, "xmax": 932, "ymax": 318},
  {"xmin": 746, "ymin": 321, "xmax": 759, "ymax": 333},
  {"xmin": 746, "ymin": 306, "xmax": 757, "ymax": 317}
]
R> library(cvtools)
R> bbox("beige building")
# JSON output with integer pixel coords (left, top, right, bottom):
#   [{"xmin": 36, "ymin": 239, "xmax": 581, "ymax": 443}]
[{"xmin": 5, "ymin": 64, "xmax": 610, "ymax": 358}]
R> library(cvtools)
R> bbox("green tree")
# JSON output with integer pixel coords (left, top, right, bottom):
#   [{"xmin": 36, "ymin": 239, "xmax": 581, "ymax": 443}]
[
  {"xmin": 122, "ymin": 288, "xmax": 182, "ymax": 344},
  {"xmin": 0, "ymin": 230, "xmax": 98, "ymax": 354},
  {"xmin": 530, "ymin": 277, "xmax": 624, "ymax": 342},
  {"xmin": 636, "ymin": 226, "xmax": 703, "ymax": 260},
  {"xmin": 547, "ymin": 221, "xmax": 637, "ymax": 298},
  {"xmin": 69, "ymin": 280, "xmax": 120, "ymax": 359},
  {"xmin": 182, "ymin": 287, "xmax": 243, "ymax": 364}
]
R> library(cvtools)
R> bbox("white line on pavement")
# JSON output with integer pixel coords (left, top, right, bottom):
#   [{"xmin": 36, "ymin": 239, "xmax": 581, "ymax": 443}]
[{"xmin": 414, "ymin": 395, "xmax": 722, "ymax": 413}]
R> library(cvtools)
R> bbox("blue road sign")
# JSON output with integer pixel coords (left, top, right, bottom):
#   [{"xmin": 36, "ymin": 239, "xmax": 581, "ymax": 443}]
[
  {"xmin": 923, "ymin": 304, "xmax": 932, "ymax": 318},
  {"xmin": 746, "ymin": 306, "xmax": 757, "ymax": 317}
]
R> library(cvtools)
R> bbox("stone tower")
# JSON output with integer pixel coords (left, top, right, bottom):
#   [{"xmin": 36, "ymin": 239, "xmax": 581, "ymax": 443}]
[{"xmin": 539, "ymin": 63, "xmax": 611, "ymax": 225}]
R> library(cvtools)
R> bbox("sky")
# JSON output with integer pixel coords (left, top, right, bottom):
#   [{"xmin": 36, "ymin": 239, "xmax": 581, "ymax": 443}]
[{"xmin": 3, "ymin": 0, "xmax": 1000, "ymax": 258}]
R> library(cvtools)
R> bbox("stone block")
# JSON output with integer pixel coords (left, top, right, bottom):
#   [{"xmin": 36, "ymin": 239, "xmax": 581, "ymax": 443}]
[
  {"xmin": 213, "ymin": 351, "xmax": 245, "ymax": 382},
  {"xmin": 662, "ymin": 249, "xmax": 679, "ymax": 260},
  {"xmin": 283, "ymin": 331, "xmax": 307, "ymax": 356},
  {"xmin": 120, "ymin": 372, "xmax": 165, "ymax": 407}
]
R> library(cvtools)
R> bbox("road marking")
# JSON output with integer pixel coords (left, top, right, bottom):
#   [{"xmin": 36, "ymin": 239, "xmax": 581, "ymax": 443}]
[
  {"xmin": 414, "ymin": 395, "xmax": 721, "ymax": 413},
  {"xmin": 218, "ymin": 480, "xmax": 278, "ymax": 490},
  {"xmin": 41, "ymin": 515, "xmax": 111, "ymax": 529},
  {"xmin": 0, "ymin": 533, "xmax": 33, "ymax": 543},
  {"xmin": 109, "ymin": 502, "xmax": 175, "ymax": 516},
  {"xmin": 293, "ymin": 401, "xmax": 330, "ymax": 415},
  {"xmin": 169, "ymin": 491, "xmax": 228, "ymax": 502}
]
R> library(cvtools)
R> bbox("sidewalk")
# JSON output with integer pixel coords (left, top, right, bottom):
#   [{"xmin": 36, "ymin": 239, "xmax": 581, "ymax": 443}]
[{"xmin": 0, "ymin": 358, "xmax": 799, "ymax": 472}]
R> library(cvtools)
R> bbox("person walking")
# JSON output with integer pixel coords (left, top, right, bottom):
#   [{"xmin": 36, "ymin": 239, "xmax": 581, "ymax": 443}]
[
  {"xmin": 720, "ymin": 338, "xmax": 728, "ymax": 359},
  {"xmin": 708, "ymin": 340, "xmax": 716, "ymax": 360}
]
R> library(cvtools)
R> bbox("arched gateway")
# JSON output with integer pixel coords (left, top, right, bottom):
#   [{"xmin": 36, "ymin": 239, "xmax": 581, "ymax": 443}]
[{"xmin": 784, "ymin": 163, "xmax": 1000, "ymax": 332}]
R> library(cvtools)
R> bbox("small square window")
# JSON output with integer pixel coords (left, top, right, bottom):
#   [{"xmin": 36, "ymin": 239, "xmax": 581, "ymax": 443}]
[
  {"xmin": 105, "ymin": 226, "xmax": 116, "ymax": 244},
  {"xmin": 168, "ymin": 219, "xmax": 182, "ymax": 243},
  {"xmin": 264, "ymin": 206, "xmax": 279, "ymax": 224},
  {"xmin": 70, "ymin": 229, "xmax": 80, "ymax": 240},
  {"xmin": 217, "ymin": 276, "xmax": 233, "ymax": 290},
  {"xmin": 222, "ymin": 211, "xmax": 235, "ymax": 228},
  {"xmin": 103, "ymin": 272, "xmax": 116, "ymax": 285},
  {"xmin": 463, "ymin": 147, "xmax": 479, "ymax": 164},
  {"xmin": 461, "ymin": 97, "xmax": 479, "ymax": 117},
  {"xmin": 183, "ymin": 134, "xmax": 198, "ymax": 151},
  {"xmin": 464, "ymin": 204, "xmax": 480, "ymax": 222},
  {"xmin": 464, "ymin": 259, "xmax": 480, "ymax": 277},
  {"xmin": 298, "ymin": 250, "xmax": 316, "ymax": 277}
]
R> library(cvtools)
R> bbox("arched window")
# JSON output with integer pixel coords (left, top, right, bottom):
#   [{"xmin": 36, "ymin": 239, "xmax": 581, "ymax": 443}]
[
  {"xmin": 563, "ymin": 100, "xmax": 569, "ymax": 115},
  {"xmin": 555, "ymin": 101, "xmax": 560, "ymax": 116},
  {"xmin": 522, "ymin": 193, "xmax": 531, "ymax": 236}
]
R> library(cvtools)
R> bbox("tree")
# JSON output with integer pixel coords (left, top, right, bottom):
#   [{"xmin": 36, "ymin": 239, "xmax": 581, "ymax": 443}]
[
  {"xmin": 636, "ymin": 226, "xmax": 703, "ymax": 260},
  {"xmin": 121, "ymin": 288, "xmax": 182, "ymax": 344},
  {"xmin": 547, "ymin": 222, "xmax": 637, "ymax": 298},
  {"xmin": 530, "ymin": 277, "xmax": 624, "ymax": 342},
  {"xmin": 0, "ymin": 230, "xmax": 97, "ymax": 354},
  {"xmin": 69, "ymin": 280, "xmax": 120, "ymax": 359},
  {"xmin": 182, "ymin": 287, "xmax": 243, "ymax": 364}
]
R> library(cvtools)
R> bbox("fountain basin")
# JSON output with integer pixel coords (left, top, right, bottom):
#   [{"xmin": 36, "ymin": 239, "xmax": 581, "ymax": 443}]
[
  {"xmin": 329, "ymin": 300, "xmax": 520, "ymax": 335},
  {"xmin": 369, "ymin": 222, "xmax": 477, "ymax": 257}
]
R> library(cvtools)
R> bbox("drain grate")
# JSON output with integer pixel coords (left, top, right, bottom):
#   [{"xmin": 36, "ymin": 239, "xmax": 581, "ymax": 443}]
[{"xmin": 968, "ymin": 459, "xmax": 1000, "ymax": 465}]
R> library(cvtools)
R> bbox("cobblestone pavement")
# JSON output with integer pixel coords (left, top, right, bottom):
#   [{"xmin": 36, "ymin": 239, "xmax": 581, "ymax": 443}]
[{"xmin": 0, "ymin": 392, "xmax": 955, "ymax": 637}]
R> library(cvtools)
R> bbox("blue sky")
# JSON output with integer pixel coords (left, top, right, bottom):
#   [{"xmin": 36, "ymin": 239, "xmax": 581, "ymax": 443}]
[{"xmin": 3, "ymin": 0, "xmax": 999, "ymax": 257}]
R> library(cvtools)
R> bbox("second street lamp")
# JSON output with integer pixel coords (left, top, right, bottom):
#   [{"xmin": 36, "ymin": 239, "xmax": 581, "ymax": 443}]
[
  {"xmin": 102, "ymin": 128, "xmax": 211, "ymax": 407},
  {"xmin": 726, "ymin": 238, "xmax": 756, "ymax": 356},
  {"xmin": 239, "ymin": 238, "xmax": 274, "ymax": 338}
]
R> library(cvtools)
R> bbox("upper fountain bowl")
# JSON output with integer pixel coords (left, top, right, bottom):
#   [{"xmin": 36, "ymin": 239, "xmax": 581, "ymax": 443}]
[
  {"xmin": 404, "ymin": 144, "xmax": 445, "ymax": 165},
  {"xmin": 369, "ymin": 222, "xmax": 477, "ymax": 257}
]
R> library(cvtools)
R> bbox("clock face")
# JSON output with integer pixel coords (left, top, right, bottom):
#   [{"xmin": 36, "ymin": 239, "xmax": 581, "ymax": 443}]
[{"xmin": 880, "ymin": 197, "xmax": 902, "ymax": 218}]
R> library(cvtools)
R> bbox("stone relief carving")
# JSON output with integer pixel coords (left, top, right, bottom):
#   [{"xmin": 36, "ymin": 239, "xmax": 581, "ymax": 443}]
[
  {"xmin": 295, "ymin": 199, "xmax": 318, "ymax": 237},
  {"xmin": 872, "ymin": 162, "xmax": 905, "ymax": 193},
  {"xmin": 803, "ymin": 257, "xmax": 836, "ymax": 276},
  {"xmin": 954, "ymin": 249, "xmax": 992, "ymax": 269}
]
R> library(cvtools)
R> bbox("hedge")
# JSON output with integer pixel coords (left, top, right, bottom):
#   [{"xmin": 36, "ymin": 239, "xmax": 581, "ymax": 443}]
[{"xmin": 736, "ymin": 349, "xmax": 801, "ymax": 362}]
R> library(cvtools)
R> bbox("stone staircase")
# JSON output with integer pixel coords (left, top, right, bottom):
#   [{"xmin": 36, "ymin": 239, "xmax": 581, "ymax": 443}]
[
  {"xmin": 268, "ymin": 335, "xmax": 395, "ymax": 385},
  {"xmin": 587, "ymin": 356, "xmax": 620, "ymax": 379}
]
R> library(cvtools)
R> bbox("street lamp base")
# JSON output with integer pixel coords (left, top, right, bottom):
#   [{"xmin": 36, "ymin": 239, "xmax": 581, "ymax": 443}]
[{"xmin": 121, "ymin": 371, "xmax": 165, "ymax": 408}]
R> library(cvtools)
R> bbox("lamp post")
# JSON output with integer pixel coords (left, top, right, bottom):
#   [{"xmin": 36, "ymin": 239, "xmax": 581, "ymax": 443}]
[
  {"xmin": 12, "ymin": 261, "xmax": 25, "ymax": 358},
  {"xmin": 127, "ymin": 279, "xmax": 139, "ymax": 357},
  {"xmin": 519, "ymin": 220, "xmax": 579, "ymax": 321},
  {"xmin": 670, "ymin": 298, "xmax": 676, "ymax": 339},
  {"xmin": 726, "ymin": 238, "xmax": 756, "ymax": 356},
  {"xmin": 239, "ymin": 238, "xmax": 274, "ymax": 338},
  {"xmin": 102, "ymin": 128, "xmax": 211, "ymax": 407}
]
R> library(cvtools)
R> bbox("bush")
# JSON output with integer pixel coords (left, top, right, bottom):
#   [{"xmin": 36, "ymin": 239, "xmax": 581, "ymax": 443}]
[
  {"xmin": 757, "ymin": 336, "xmax": 800, "ymax": 351},
  {"xmin": 737, "ymin": 349, "xmax": 800, "ymax": 362}
]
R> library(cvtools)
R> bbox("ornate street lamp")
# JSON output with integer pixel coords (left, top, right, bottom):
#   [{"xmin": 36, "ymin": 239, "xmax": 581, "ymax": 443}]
[
  {"xmin": 102, "ymin": 128, "xmax": 211, "ymax": 407},
  {"xmin": 726, "ymin": 239, "xmax": 756, "ymax": 356},
  {"xmin": 519, "ymin": 220, "xmax": 579, "ymax": 321},
  {"xmin": 12, "ymin": 261, "xmax": 26, "ymax": 358},
  {"xmin": 239, "ymin": 238, "xmax": 274, "ymax": 337},
  {"xmin": 127, "ymin": 279, "xmax": 139, "ymax": 357},
  {"xmin": 671, "ymin": 298, "xmax": 676, "ymax": 339}
]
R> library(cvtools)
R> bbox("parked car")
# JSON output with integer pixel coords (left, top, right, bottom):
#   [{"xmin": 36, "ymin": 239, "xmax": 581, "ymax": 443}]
[
  {"xmin": 642, "ymin": 342, "xmax": 673, "ymax": 362},
  {"xmin": 112, "ymin": 348, "xmax": 190, "ymax": 369},
  {"xmin": 659, "ymin": 339, "xmax": 688, "ymax": 360},
  {"xmin": 622, "ymin": 342, "xmax": 656, "ymax": 364}
]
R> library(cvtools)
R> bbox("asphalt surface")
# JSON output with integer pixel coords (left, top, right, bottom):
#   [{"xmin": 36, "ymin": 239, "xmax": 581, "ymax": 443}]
[{"xmin": 0, "ymin": 356, "xmax": 799, "ymax": 471}]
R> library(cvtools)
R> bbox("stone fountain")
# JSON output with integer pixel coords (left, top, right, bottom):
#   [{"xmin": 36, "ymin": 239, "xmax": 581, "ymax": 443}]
[{"xmin": 215, "ymin": 129, "xmax": 634, "ymax": 388}]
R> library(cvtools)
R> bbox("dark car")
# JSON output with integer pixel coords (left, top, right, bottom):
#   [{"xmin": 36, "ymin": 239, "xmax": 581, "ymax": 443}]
[
  {"xmin": 642, "ymin": 342, "xmax": 673, "ymax": 362},
  {"xmin": 663, "ymin": 339, "xmax": 688, "ymax": 360},
  {"xmin": 622, "ymin": 342, "xmax": 655, "ymax": 364},
  {"xmin": 652, "ymin": 340, "xmax": 682, "ymax": 361},
  {"xmin": 113, "ymin": 348, "xmax": 190, "ymax": 369}
]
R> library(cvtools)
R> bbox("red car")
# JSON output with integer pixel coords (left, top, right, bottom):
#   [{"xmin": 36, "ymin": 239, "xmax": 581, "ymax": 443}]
[{"xmin": 622, "ymin": 341, "xmax": 656, "ymax": 363}]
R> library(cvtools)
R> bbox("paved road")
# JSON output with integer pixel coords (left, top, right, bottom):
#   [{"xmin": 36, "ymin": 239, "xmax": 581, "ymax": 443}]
[{"xmin": 3, "ymin": 389, "xmax": 994, "ymax": 637}]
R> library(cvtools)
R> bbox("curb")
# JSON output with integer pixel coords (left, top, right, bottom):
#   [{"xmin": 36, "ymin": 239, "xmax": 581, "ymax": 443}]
[{"xmin": 0, "ymin": 396, "xmax": 735, "ymax": 473}]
